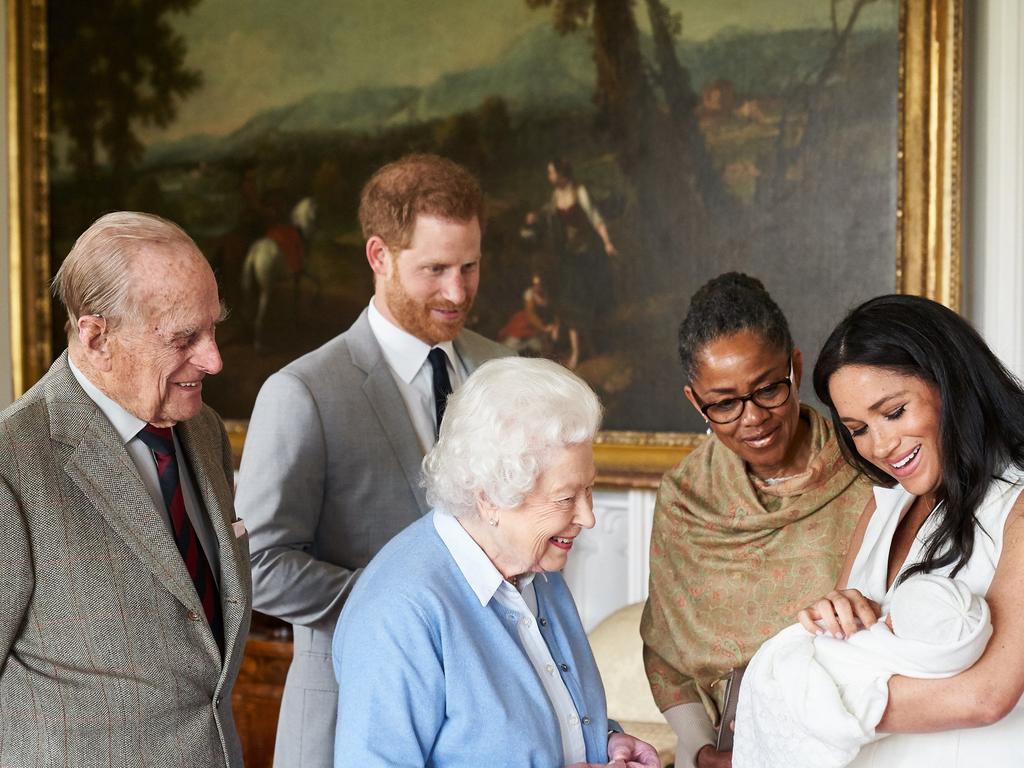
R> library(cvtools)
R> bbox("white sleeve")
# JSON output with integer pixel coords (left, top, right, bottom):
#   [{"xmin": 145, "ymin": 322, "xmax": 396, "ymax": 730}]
[
  {"xmin": 575, "ymin": 185, "xmax": 605, "ymax": 230},
  {"xmin": 662, "ymin": 702, "xmax": 716, "ymax": 768}
]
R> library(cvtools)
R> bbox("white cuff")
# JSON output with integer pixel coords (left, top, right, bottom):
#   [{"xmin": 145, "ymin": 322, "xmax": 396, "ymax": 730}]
[{"xmin": 662, "ymin": 702, "xmax": 715, "ymax": 768}]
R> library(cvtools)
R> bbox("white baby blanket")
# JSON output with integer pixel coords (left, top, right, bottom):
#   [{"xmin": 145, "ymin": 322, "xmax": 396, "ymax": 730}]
[{"xmin": 732, "ymin": 578, "xmax": 991, "ymax": 768}]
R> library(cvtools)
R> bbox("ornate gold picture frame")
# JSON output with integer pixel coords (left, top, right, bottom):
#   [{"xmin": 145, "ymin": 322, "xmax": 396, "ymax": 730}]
[{"xmin": 8, "ymin": 0, "xmax": 961, "ymax": 486}]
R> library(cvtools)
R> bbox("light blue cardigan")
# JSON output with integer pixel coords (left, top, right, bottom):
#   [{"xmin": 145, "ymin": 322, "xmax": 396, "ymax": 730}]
[{"xmin": 332, "ymin": 513, "xmax": 612, "ymax": 767}]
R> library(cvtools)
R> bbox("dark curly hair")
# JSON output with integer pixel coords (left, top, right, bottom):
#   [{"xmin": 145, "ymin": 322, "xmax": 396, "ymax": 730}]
[
  {"xmin": 677, "ymin": 272, "xmax": 794, "ymax": 382},
  {"xmin": 813, "ymin": 294, "xmax": 1024, "ymax": 584}
]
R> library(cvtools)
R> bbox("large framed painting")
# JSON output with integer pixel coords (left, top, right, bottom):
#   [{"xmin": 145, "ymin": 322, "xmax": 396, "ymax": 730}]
[{"xmin": 9, "ymin": 0, "xmax": 961, "ymax": 485}]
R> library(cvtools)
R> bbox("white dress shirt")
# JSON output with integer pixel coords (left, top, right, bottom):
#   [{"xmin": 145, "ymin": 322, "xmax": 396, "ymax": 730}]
[
  {"xmin": 68, "ymin": 358, "xmax": 220, "ymax": 582},
  {"xmin": 433, "ymin": 510, "xmax": 587, "ymax": 764},
  {"xmin": 367, "ymin": 299, "xmax": 467, "ymax": 453}
]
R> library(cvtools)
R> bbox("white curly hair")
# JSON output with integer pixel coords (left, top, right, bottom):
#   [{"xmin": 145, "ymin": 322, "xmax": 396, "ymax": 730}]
[{"xmin": 422, "ymin": 357, "xmax": 602, "ymax": 517}]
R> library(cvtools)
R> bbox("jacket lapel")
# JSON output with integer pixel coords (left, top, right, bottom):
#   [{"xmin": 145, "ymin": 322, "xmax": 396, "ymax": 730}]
[
  {"xmin": 452, "ymin": 329, "xmax": 491, "ymax": 375},
  {"xmin": 58, "ymin": 406, "xmax": 205, "ymax": 619},
  {"xmin": 347, "ymin": 311, "xmax": 430, "ymax": 514}
]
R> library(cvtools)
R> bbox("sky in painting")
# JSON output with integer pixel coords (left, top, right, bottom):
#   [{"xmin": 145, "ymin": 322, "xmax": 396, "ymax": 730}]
[{"xmin": 150, "ymin": 0, "xmax": 897, "ymax": 142}]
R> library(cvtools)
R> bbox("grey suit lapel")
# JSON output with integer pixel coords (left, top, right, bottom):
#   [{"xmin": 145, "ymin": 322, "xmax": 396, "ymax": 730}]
[
  {"xmin": 453, "ymin": 329, "xmax": 492, "ymax": 374},
  {"xmin": 60, "ymin": 410, "xmax": 206, "ymax": 619},
  {"xmin": 46, "ymin": 357, "xmax": 215, "ymax": 650},
  {"xmin": 347, "ymin": 311, "xmax": 430, "ymax": 514}
]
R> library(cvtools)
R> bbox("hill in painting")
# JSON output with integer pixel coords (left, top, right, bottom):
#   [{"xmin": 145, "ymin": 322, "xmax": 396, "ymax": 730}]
[{"xmin": 143, "ymin": 23, "xmax": 887, "ymax": 167}]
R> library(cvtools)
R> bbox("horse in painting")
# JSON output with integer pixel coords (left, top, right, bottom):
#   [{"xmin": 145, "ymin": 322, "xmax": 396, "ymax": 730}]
[{"xmin": 242, "ymin": 196, "xmax": 317, "ymax": 351}]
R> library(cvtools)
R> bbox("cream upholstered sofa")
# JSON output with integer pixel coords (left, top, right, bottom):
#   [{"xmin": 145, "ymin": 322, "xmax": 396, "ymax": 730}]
[{"xmin": 588, "ymin": 602, "xmax": 676, "ymax": 767}]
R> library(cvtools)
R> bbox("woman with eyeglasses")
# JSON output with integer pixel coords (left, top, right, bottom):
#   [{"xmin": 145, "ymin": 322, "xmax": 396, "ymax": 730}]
[{"xmin": 640, "ymin": 273, "xmax": 872, "ymax": 768}]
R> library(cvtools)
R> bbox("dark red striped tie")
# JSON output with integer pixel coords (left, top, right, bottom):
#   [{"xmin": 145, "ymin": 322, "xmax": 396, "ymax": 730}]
[{"xmin": 137, "ymin": 424, "xmax": 224, "ymax": 652}]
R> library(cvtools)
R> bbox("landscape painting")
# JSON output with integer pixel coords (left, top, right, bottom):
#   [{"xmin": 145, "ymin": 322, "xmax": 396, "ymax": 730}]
[{"xmin": 46, "ymin": 0, "xmax": 901, "ymax": 434}]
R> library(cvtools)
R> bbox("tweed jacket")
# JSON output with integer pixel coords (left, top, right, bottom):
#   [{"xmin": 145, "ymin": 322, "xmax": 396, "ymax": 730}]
[
  {"xmin": 0, "ymin": 354, "xmax": 252, "ymax": 768},
  {"xmin": 236, "ymin": 309, "xmax": 512, "ymax": 768}
]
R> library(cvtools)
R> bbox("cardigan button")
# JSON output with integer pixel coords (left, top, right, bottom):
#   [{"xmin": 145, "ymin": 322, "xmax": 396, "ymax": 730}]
[
  {"xmin": 539, "ymin": 617, "xmax": 548, "ymax": 626},
  {"xmin": 582, "ymin": 716, "xmax": 591, "ymax": 725},
  {"xmin": 559, "ymin": 663, "xmax": 569, "ymax": 672}
]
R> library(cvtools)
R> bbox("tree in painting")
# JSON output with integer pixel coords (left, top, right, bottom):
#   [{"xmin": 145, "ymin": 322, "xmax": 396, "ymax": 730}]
[
  {"xmin": 516, "ymin": 0, "xmax": 889, "ymax": 428},
  {"xmin": 48, "ymin": 0, "xmax": 202, "ymax": 184},
  {"xmin": 526, "ymin": 0, "xmax": 712, "ymax": 282}
]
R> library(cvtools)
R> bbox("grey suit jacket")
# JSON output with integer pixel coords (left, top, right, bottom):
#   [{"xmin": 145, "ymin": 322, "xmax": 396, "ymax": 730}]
[
  {"xmin": 0, "ymin": 354, "xmax": 252, "ymax": 768},
  {"xmin": 236, "ymin": 309, "xmax": 512, "ymax": 768}
]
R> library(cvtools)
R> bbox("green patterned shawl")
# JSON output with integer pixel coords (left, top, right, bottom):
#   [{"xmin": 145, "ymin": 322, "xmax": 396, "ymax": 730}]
[{"xmin": 640, "ymin": 405, "xmax": 871, "ymax": 724}]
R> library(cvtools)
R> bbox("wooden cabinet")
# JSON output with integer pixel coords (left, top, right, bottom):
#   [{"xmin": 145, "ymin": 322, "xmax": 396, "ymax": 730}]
[{"xmin": 232, "ymin": 618, "xmax": 292, "ymax": 768}]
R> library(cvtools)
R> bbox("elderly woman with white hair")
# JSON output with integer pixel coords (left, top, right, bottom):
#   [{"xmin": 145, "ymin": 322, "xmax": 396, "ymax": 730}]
[{"xmin": 332, "ymin": 358, "xmax": 660, "ymax": 768}]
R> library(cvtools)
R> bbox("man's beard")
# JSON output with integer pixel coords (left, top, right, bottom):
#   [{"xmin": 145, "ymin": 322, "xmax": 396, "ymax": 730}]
[{"xmin": 384, "ymin": 276, "xmax": 472, "ymax": 345}]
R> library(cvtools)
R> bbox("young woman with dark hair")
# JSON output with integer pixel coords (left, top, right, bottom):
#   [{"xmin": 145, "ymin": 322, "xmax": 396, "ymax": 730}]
[{"xmin": 801, "ymin": 293, "xmax": 1024, "ymax": 766}]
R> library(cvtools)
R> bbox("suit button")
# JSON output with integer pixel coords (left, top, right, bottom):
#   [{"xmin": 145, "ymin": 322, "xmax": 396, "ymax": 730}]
[
  {"xmin": 215, "ymin": 695, "xmax": 222, "ymax": 707},
  {"xmin": 186, "ymin": 610, "xmax": 200, "ymax": 622}
]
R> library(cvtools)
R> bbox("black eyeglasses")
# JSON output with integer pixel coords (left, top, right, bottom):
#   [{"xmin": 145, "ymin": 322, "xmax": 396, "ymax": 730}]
[{"xmin": 693, "ymin": 363, "xmax": 794, "ymax": 424}]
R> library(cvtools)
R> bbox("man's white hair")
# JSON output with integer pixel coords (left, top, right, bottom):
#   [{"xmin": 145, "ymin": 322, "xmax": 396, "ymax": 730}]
[
  {"xmin": 52, "ymin": 210, "xmax": 199, "ymax": 334},
  {"xmin": 422, "ymin": 357, "xmax": 602, "ymax": 517}
]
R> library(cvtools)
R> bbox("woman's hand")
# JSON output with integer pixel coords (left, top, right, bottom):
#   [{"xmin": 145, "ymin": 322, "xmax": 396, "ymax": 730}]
[
  {"xmin": 606, "ymin": 731, "xmax": 660, "ymax": 767},
  {"xmin": 797, "ymin": 588, "xmax": 881, "ymax": 639},
  {"xmin": 695, "ymin": 744, "xmax": 731, "ymax": 767}
]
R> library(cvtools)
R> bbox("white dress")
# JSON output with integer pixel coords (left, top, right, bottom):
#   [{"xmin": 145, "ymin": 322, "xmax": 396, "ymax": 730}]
[{"xmin": 845, "ymin": 470, "xmax": 1024, "ymax": 767}]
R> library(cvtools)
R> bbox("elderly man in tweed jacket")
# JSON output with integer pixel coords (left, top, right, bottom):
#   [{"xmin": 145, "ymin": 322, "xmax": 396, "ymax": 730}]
[{"xmin": 0, "ymin": 212, "xmax": 251, "ymax": 767}]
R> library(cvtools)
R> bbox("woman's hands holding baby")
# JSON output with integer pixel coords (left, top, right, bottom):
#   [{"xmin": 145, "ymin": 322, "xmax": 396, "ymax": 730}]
[{"xmin": 798, "ymin": 588, "xmax": 882, "ymax": 639}]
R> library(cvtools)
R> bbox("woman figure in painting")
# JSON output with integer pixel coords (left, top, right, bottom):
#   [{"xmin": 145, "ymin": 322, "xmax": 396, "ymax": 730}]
[
  {"xmin": 796, "ymin": 294, "xmax": 1024, "ymax": 767},
  {"xmin": 497, "ymin": 272, "xmax": 581, "ymax": 369},
  {"xmin": 333, "ymin": 357, "xmax": 660, "ymax": 768},
  {"xmin": 541, "ymin": 158, "xmax": 617, "ymax": 358},
  {"xmin": 640, "ymin": 273, "xmax": 872, "ymax": 768}
]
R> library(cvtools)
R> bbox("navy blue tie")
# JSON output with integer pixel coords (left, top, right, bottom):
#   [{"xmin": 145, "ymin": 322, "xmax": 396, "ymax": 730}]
[{"xmin": 427, "ymin": 348, "xmax": 452, "ymax": 439}]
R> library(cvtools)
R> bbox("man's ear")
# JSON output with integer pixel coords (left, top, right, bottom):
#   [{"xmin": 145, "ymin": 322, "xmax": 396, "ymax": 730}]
[
  {"xmin": 76, "ymin": 315, "xmax": 113, "ymax": 372},
  {"xmin": 366, "ymin": 236, "xmax": 392, "ymax": 278}
]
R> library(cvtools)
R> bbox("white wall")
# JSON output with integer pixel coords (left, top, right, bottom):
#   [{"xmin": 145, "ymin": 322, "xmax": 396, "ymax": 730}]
[
  {"xmin": 565, "ymin": 488, "xmax": 658, "ymax": 631},
  {"xmin": 965, "ymin": 0, "xmax": 1024, "ymax": 378}
]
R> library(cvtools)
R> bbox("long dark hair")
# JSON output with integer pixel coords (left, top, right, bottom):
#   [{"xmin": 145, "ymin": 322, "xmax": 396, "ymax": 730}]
[{"xmin": 813, "ymin": 294, "xmax": 1024, "ymax": 583}]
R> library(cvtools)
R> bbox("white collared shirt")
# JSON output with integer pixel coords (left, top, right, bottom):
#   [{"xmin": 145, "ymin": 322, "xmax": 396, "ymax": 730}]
[
  {"xmin": 68, "ymin": 358, "xmax": 220, "ymax": 583},
  {"xmin": 367, "ymin": 299, "xmax": 466, "ymax": 453},
  {"xmin": 433, "ymin": 510, "xmax": 586, "ymax": 764}
]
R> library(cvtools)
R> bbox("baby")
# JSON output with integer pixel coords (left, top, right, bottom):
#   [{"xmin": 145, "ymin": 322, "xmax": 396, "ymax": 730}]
[{"xmin": 732, "ymin": 574, "xmax": 992, "ymax": 768}]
